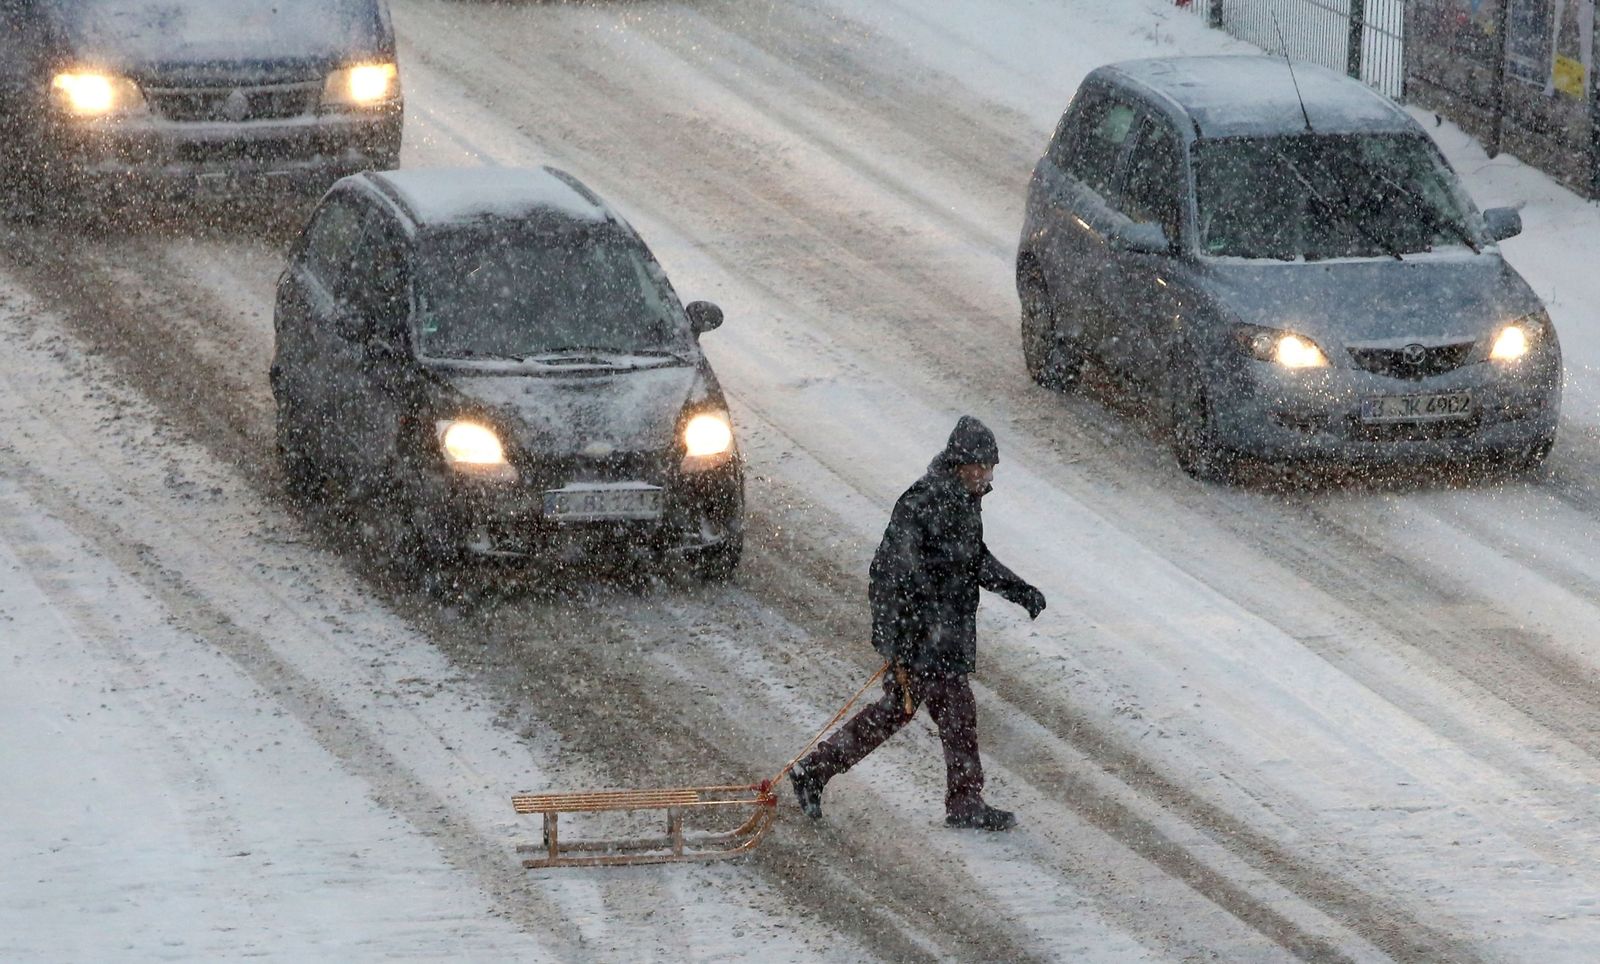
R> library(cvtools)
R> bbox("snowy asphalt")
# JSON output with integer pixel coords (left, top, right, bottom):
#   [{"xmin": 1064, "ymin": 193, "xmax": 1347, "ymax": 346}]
[{"xmin": 6, "ymin": 0, "xmax": 1600, "ymax": 960}]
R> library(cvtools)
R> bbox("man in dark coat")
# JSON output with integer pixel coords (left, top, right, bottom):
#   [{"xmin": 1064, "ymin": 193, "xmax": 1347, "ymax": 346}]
[{"xmin": 790, "ymin": 415, "xmax": 1046, "ymax": 831}]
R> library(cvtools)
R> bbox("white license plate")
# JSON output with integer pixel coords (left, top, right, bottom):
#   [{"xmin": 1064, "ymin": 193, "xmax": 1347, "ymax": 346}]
[
  {"xmin": 1360, "ymin": 392, "xmax": 1472, "ymax": 423},
  {"xmin": 542, "ymin": 485, "xmax": 663, "ymax": 522}
]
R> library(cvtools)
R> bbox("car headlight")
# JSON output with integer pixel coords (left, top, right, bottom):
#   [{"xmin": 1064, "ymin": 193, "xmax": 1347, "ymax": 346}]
[
  {"xmin": 323, "ymin": 63, "xmax": 399, "ymax": 108},
  {"xmin": 51, "ymin": 71, "xmax": 147, "ymax": 118},
  {"xmin": 1488, "ymin": 313, "xmax": 1549, "ymax": 363},
  {"xmin": 436, "ymin": 419, "xmax": 517, "ymax": 480},
  {"xmin": 1235, "ymin": 325, "xmax": 1330, "ymax": 369},
  {"xmin": 682, "ymin": 411, "xmax": 734, "ymax": 470}
]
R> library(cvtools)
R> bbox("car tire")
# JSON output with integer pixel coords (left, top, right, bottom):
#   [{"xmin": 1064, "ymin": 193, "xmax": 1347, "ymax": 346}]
[
  {"xmin": 275, "ymin": 400, "xmax": 324, "ymax": 502},
  {"xmin": 1170, "ymin": 364, "xmax": 1240, "ymax": 483},
  {"xmin": 689, "ymin": 531, "xmax": 743, "ymax": 582},
  {"xmin": 1511, "ymin": 434, "xmax": 1555, "ymax": 476},
  {"xmin": 1018, "ymin": 259, "xmax": 1084, "ymax": 392}
]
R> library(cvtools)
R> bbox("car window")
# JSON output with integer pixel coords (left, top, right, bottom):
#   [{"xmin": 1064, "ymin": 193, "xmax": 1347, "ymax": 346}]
[
  {"xmin": 299, "ymin": 196, "xmax": 366, "ymax": 297},
  {"xmin": 52, "ymin": 0, "xmax": 382, "ymax": 65},
  {"xmin": 1194, "ymin": 132, "xmax": 1481, "ymax": 260},
  {"xmin": 344, "ymin": 213, "xmax": 410, "ymax": 337},
  {"xmin": 1118, "ymin": 118, "xmax": 1184, "ymax": 240},
  {"xmin": 415, "ymin": 222, "xmax": 693, "ymax": 360},
  {"xmin": 1062, "ymin": 98, "xmax": 1137, "ymax": 197}
]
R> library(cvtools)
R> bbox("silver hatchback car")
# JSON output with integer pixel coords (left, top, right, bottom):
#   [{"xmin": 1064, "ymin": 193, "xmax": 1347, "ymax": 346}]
[{"xmin": 1018, "ymin": 56, "xmax": 1560, "ymax": 480}]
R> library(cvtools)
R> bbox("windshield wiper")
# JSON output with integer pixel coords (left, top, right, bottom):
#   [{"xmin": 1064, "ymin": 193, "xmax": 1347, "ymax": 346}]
[
  {"xmin": 1269, "ymin": 146, "xmax": 1406, "ymax": 262},
  {"xmin": 436, "ymin": 348, "xmax": 528, "ymax": 361},
  {"xmin": 1347, "ymin": 159, "xmax": 1481, "ymax": 255}
]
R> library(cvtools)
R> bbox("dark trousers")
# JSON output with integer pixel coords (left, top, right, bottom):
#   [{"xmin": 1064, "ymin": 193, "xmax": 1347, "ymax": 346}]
[{"xmin": 802, "ymin": 668, "xmax": 984, "ymax": 815}]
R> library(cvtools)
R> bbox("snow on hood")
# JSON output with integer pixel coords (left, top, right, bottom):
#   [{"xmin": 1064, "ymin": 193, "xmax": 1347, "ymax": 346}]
[
  {"xmin": 442, "ymin": 363, "xmax": 705, "ymax": 457},
  {"xmin": 1202, "ymin": 252, "xmax": 1545, "ymax": 347}
]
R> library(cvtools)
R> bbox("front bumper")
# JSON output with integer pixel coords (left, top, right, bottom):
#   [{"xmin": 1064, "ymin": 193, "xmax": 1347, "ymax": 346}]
[
  {"xmin": 1208, "ymin": 351, "xmax": 1561, "ymax": 463},
  {"xmin": 410, "ymin": 459, "xmax": 744, "ymax": 563},
  {"xmin": 47, "ymin": 108, "xmax": 402, "ymax": 199}
]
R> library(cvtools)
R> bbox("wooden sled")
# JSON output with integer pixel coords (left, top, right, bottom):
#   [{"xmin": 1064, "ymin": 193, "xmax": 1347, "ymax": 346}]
[
  {"xmin": 513, "ymin": 783, "xmax": 778, "ymax": 869},
  {"xmin": 511, "ymin": 662, "xmax": 887, "ymax": 869}
]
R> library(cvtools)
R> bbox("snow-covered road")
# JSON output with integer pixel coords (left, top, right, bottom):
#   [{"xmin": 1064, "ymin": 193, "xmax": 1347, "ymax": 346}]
[{"xmin": 7, "ymin": 0, "xmax": 1600, "ymax": 959}]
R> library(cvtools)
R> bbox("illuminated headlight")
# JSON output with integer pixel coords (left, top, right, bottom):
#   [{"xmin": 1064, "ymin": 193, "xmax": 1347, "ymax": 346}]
[
  {"xmin": 51, "ymin": 72, "xmax": 147, "ymax": 118},
  {"xmin": 1489, "ymin": 318, "xmax": 1543, "ymax": 362},
  {"xmin": 323, "ymin": 63, "xmax": 399, "ymax": 108},
  {"xmin": 1236, "ymin": 325, "xmax": 1330, "ymax": 369},
  {"xmin": 682, "ymin": 412, "xmax": 734, "ymax": 470},
  {"xmin": 436, "ymin": 419, "xmax": 517, "ymax": 480}
]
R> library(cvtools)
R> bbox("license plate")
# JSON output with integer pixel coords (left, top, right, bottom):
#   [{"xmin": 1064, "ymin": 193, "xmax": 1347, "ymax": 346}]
[
  {"xmin": 1360, "ymin": 392, "xmax": 1472, "ymax": 423},
  {"xmin": 542, "ymin": 484, "xmax": 663, "ymax": 522}
]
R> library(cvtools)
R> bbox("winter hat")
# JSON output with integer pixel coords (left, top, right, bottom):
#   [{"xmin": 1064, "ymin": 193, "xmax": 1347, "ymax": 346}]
[{"xmin": 943, "ymin": 415, "xmax": 999, "ymax": 466}]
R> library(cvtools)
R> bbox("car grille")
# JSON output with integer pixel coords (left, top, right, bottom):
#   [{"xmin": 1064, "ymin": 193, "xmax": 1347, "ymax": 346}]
[
  {"xmin": 1347, "ymin": 341, "xmax": 1476, "ymax": 379},
  {"xmin": 1348, "ymin": 412, "xmax": 1483, "ymax": 442},
  {"xmin": 145, "ymin": 82, "xmax": 320, "ymax": 123}
]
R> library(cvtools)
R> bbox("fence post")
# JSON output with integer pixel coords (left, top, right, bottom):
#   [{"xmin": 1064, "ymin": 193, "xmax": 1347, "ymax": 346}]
[
  {"xmin": 1488, "ymin": 0, "xmax": 1510, "ymax": 158},
  {"xmin": 1591, "ymin": 10, "xmax": 1600, "ymax": 197},
  {"xmin": 1208, "ymin": 0, "xmax": 1223, "ymax": 30},
  {"xmin": 1346, "ymin": 0, "xmax": 1366, "ymax": 80}
]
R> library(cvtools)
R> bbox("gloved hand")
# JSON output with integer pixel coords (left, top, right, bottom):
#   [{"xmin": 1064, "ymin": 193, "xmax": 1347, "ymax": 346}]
[{"xmin": 1018, "ymin": 585, "xmax": 1046, "ymax": 620}]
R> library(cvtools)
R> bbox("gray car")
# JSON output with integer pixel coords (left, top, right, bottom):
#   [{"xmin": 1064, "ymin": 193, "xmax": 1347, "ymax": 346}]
[{"xmin": 1017, "ymin": 56, "xmax": 1560, "ymax": 480}]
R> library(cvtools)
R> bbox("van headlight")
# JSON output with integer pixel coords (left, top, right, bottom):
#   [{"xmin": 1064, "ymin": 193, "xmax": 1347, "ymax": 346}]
[
  {"xmin": 437, "ymin": 419, "xmax": 517, "ymax": 481},
  {"xmin": 323, "ymin": 63, "xmax": 399, "ymax": 108},
  {"xmin": 1235, "ymin": 324, "xmax": 1330, "ymax": 369},
  {"xmin": 682, "ymin": 411, "xmax": 734, "ymax": 470},
  {"xmin": 51, "ymin": 71, "xmax": 147, "ymax": 118}
]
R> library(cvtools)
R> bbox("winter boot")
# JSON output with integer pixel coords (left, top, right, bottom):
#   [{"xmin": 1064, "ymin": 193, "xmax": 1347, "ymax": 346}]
[
  {"xmin": 945, "ymin": 803, "xmax": 1016, "ymax": 831},
  {"xmin": 789, "ymin": 763, "xmax": 827, "ymax": 819}
]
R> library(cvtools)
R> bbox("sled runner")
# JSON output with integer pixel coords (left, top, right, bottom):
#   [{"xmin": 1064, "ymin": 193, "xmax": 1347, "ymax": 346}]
[{"xmin": 512, "ymin": 662, "xmax": 889, "ymax": 869}]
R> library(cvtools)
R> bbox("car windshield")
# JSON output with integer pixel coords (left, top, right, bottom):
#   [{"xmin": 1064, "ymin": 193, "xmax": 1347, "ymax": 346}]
[
  {"xmin": 1194, "ymin": 133, "xmax": 1481, "ymax": 260},
  {"xmin": 53, "ymin": 0, "xmax": 380, "ymax": 65},
  {"xmin": 415, "ymin": 223, "xmax": 693, "ymax": 361}
]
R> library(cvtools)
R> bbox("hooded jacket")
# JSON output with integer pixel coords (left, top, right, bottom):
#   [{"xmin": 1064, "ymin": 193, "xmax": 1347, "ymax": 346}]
[{"xmin": 868, "ymin": 417, "xmax": 1037, "ymax": 674}]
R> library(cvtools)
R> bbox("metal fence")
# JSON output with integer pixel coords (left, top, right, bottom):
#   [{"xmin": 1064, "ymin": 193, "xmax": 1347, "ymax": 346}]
[{"xmin": 1183, "ymin": 0, "xmax": 1407, "ymax": 98}]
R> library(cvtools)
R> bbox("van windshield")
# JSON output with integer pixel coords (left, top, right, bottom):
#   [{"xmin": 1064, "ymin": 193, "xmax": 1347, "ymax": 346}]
[
  {"xmin": 415, "ymin": 223, "xmax": 692, "ymax": 361},
  {"xmin": 1194, "ymin": 133, "xmax": 1481, "ymax": 260},
  {"xmin": 54, "ymin": 0, "xmax": 381, "ymax": 66}
]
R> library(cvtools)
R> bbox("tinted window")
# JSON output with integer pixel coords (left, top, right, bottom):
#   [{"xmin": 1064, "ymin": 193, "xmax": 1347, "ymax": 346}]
[
  {"xmin": 1194, "ymin": 133, "xmax": 1480, "ymax": 260},
  {"xmin": 53, "ymin": 0, "xmax": 381, "ymax": 65},
  {"xmin": 1118, "ymin": 119, "xmax": 1184, "ymax": 239},
  {"xmin": 415, "ymin": 223, "xmax": 692, "ymax": 360},
  {"xmin": 300, "ymin": 196, "xmax": 365, "ymax": 296},
  {"xmin": 1063, "ymin": 98, "xmax": 1137, "ymax": 196}
]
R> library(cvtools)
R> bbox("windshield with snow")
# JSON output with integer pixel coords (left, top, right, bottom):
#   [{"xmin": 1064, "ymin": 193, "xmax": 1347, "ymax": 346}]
[
  {"xmin": 1194, "ymin": 133, "xmax": 1480, "ymax": 260},
  {"xmin": 416, "ymin": 225, "xmax": 692, "ymax": 361},
  {"xmin": 54, "ymin": 0, "xmax": 381, "ymax": 65}
]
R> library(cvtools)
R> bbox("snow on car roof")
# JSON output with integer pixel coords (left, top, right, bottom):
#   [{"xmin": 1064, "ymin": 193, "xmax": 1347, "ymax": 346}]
[
  {"xmin": 370, "ymin": 167, "xmax": 611, "ymax": 228},
  {"xmin": 1098, "ymin": 56, "xmax": 1415, "ymax": 139}
]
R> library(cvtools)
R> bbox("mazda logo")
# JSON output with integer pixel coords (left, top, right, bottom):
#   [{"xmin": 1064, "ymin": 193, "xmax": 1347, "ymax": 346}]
[{"xmin": 1401, "ymin": 343, "xmax": 1428, "ymax": 365}]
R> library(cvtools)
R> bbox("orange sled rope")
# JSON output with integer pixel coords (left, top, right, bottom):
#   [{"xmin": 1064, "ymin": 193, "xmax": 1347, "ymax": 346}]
[{"xmin": 513, "ymin": 661, "xmax": 890, "ymax": 869}]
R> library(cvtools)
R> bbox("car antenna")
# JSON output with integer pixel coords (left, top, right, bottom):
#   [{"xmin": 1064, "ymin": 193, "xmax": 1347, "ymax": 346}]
[{"xmin": 1270, "ymin": 11, "xmax": 1314, "ymax": 132}]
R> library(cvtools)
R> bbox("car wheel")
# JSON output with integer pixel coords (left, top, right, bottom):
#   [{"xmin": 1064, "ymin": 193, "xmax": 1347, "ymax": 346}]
[
  {"xmin": 1170, "ymin": 364, "xmax": 1239, "ymax": 483},
  {"xmin": 1018, "ymin": 259, "xmax": 1084, "ymax": 392},
  {"xmin": 1511, "ymin": 434, "xmax": 1555, "ymax": 476},
  {"xmin": 275, "ymin": 400, "xmax": 324, "ymax": 502},
  {"xmin": 690, "ymin": 530, "xmax": 743, "ymax": 582}
]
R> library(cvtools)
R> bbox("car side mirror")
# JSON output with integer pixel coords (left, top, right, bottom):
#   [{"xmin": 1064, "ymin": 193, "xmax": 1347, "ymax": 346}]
[
  {"xmin": 686, "ymin": 300, "xmax": 724, "ymax": 335},
  {"xmin": 1483, "ymin": 206, "xmax": 1522, "ymax": 242},
  {"xmin": 1113, "ymin": 221, "xmax": 1172, "ymax": 256}
]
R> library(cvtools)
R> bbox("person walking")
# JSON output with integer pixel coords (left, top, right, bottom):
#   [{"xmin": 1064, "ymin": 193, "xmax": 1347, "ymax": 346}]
[{"xmin": 790, "ymin": 415, "xmax": 1046, "ymax": 831}]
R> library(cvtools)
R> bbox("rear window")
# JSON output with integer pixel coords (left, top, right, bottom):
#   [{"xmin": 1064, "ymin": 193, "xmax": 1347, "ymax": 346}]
[{"xmin": 52, "ymin": 0, "xmax": 382, "ymax": 66}]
